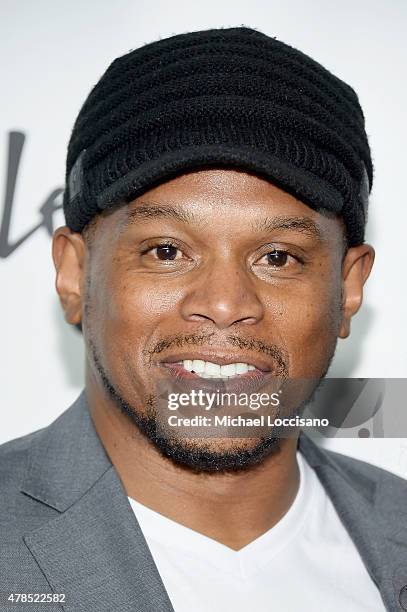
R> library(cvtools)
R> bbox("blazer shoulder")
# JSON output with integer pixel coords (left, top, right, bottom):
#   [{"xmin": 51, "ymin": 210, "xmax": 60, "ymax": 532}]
[
  {"xmin": 325, "ymin": 450, "xmax": 407, "ymax": 485},
  {"xmin": 0, "ymin": 427, "xmax": 45, "ymax": 491},
  {"xmin": 300, "ymin": 435, "xmax": 407, "ymax": 502},
  {"xmin": 323, "ymin": 445, "xmax": 407, "ymax": 495}
]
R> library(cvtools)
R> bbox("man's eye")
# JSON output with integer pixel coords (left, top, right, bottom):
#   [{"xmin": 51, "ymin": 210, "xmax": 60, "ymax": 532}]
[
  {"xmin": 262, "ymin": 249, "xmax": 289, "ymax": 267},
  {"xmin": 151, "ymin": 244, "xmax": 182, "ymax": 260}
]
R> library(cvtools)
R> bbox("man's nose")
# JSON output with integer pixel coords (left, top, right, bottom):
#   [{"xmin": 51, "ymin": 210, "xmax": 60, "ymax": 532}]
[{"xmin": 179, "ymin": 261, "xmax": 265, "ymax": 330}]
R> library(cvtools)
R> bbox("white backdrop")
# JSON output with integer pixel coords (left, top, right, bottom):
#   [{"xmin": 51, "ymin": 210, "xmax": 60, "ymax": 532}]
[{"xmin": 1, "ymin": 0, "xmax": 407, "ymax": 475}]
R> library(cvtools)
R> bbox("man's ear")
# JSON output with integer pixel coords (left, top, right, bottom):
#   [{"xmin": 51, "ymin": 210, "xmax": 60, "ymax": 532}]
[
  {"xmin": 52, "ymin": 226, "xmax": 86, "ymax": 326},
  {"xmin": 339, "ymin": 244, "xmax": 375, "ymax": 338}
]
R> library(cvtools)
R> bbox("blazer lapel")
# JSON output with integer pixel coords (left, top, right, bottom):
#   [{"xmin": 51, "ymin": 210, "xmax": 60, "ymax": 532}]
[
  {"xmin": 21, "ymin": 390, "xmax": 174, "ymax": 612},
  {"xmin": 374, "ymin": 470, "xmax": 407, "ymax": 610},
  {"xmin": 299, "ymin": 434, "xmax": 407, "ymax": 611}
]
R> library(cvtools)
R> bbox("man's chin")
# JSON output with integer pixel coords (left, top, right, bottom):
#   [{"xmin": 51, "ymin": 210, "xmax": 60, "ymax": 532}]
[{"xmin": 142, "ymin": 429, "xmax": 282, "ymax": 473}]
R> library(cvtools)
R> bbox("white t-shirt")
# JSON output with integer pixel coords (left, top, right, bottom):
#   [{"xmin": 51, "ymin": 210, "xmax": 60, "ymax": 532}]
[{"xmin": 128, "ymin": 452, "xmax": 384, "ymax": 611}]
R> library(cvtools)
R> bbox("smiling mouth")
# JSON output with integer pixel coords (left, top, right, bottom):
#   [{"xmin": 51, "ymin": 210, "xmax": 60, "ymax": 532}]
[{"xmin": 160, "ymin": 356, "xmax": 271, "ymax": 381}]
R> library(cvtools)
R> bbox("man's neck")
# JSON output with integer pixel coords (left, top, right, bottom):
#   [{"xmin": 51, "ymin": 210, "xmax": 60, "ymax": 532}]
[{"xmin": 86, "ymin": 378, "xmax": 300, "ymax": 551}]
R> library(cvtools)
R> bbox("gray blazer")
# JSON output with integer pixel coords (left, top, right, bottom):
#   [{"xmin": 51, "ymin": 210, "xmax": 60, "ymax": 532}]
[{"xmin": 0, "ymin": 390, "xmax": 406, "ymax": 612}]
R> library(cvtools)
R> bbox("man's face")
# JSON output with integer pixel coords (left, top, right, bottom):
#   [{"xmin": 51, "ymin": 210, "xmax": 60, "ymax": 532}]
[{"xmin": 55, "ymin": 169, "xmax": 373, "ymax": 471}]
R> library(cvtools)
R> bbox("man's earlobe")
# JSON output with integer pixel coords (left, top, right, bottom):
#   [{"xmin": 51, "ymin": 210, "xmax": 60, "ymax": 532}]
[
  {"xmin": 52, "ymin": 226, "xmax": 86, "ymax": 326},
  {"xmin": 339, "ymin": 244, "xmax": 375, "ymax": 338}
]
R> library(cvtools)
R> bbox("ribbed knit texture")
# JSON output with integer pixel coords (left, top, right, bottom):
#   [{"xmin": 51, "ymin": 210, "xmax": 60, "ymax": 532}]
[{"xmin": 63, "ymin": 27, "xmax": 373, "ymax": 246}]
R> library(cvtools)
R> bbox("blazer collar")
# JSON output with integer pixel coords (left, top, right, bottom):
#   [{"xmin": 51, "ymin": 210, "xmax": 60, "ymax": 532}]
[{"xmin": 21, "ymin": 389, "xmax": 111, "ymax": 512}]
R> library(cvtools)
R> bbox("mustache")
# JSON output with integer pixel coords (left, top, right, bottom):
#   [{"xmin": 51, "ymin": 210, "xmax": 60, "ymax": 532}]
[{"xmin": 145, "ymin": 331, "xmax": 289, "ymax": 375}]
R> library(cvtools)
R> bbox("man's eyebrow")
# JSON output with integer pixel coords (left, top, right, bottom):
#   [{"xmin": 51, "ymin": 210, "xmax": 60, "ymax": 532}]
[
  {"xmin": 123, "ymin": 201, "xmax": 198, "ymax": 228},
  {"xmin": 251, "ymin": 215, "xmax": 324, "ymax": 241},
  {"xmin": 123, "ymin": 203, "xmax": 324, "ymax": 241}
]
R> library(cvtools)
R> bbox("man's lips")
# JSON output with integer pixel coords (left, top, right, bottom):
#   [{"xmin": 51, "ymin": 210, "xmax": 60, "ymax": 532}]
[
  {"xmin": 158, "ymin": 354, "xmax": 283, "ymax": 397},
  {"xmin": 158, "ymin": 350, "xmax": 273, "ymax": 378},
  {"xmin": 161, "ymin": 362, "xmax": 264, "ymax": 381}
]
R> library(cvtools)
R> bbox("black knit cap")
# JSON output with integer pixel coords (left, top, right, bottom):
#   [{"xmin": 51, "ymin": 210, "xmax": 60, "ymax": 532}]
[{"xmin": 63, "ymin": 26, "xmax": 373, "ymax": 246}]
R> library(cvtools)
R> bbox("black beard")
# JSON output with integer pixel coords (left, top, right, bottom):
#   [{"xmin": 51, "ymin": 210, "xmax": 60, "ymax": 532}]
[
  {"xmin": 130, "ymin": 404, "xmax": 282, "ymax": 473},
  {"xmin": 87, "ymin": 336, "xmax": 333, "ymax": 474},
  {"xmin": 88, "ymin": 337, "xmax": 284, "ymax": 472}
]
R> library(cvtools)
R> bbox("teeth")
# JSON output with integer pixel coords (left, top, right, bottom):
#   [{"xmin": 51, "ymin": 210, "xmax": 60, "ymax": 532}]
[
  {"xmin": 220, "ymin": 364, "xmax": 237, "ymax": 376},
  {"xmin": 181, "ymin": 359, "xmax": 257, "ymax": 378},
  {"xmin": 191, "ymin": 359, "xmax": 205, "ymax": 373},
  {"xmin": 183, "ymin": 359, "xmax": 193, "ymax": 371},
  {"xmin": 206, "ymin": 362, "xmax": 221, "ymax": 376}
]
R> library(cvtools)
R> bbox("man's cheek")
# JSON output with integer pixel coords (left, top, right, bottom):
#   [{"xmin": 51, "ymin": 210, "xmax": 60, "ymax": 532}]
[
  {"xmin": 284, "ymin": 298, "xmax": 340, "ymax": 373},
  {"xmin": 109, "ymin": 277, "xmax": 183, "ymax": 325},
  {"xmin": 95, "ymin": 282, "xmax": 180, "ymax": 365}
]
